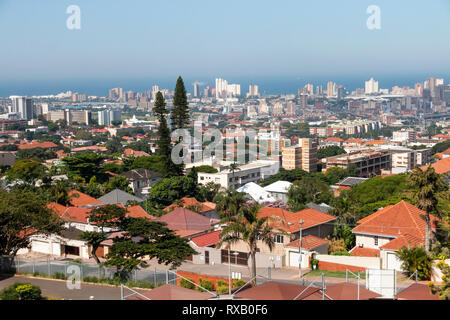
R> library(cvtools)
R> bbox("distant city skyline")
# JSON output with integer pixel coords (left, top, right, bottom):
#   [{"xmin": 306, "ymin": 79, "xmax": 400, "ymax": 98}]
[{"xmin": 1, "ymin": 0, "xmax": 450, "ymax": 96}]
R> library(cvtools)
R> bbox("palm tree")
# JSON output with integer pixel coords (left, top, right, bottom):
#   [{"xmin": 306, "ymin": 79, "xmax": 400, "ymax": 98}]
[
  {"xmin": 229, "ymin": 162, "xmax": 240, "ymax": 190},
  {"xmin": 217, "ymin": 203, "xmax": 286, "ymax": 286},
  {"xmin": 214, "ymin": 190, "xmax": 247, "ymax": 219},
  {"xmin": 406, "ymin": 166, "xmax": 447, "ymax": 252}
]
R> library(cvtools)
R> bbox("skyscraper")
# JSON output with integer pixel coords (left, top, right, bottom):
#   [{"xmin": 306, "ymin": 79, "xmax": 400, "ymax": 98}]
[
  {"xmin": 365, "ymin": 78, "xmax": 379, "ymax": 94},
  {"xmin": 10, "ymin": 96, "xmax": 33, "ymax": 120},
  {"xmin": 194, "ymin": 83, "xmax": 200, "ymax": 98}
]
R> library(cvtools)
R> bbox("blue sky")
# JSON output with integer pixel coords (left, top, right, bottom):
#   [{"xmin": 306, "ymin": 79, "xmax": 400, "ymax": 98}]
[{"xmin": 1, "ymin": 0, "xmax": 450, "ymax": 95}]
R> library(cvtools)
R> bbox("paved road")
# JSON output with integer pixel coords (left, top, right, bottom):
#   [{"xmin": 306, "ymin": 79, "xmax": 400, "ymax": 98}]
[{"xmin": 0, "ymin": 275, "xmax": 149, "ymax": 300}]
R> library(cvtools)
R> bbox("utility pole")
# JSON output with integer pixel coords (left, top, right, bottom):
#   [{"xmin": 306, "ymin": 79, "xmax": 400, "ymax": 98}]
[
  {"xmin": 299, "ymin": 220, "xmax": 304, "ymax": 280},
  {"xmin": 228, "ymin": 247, "xmax": 231, "ymax": 296}
]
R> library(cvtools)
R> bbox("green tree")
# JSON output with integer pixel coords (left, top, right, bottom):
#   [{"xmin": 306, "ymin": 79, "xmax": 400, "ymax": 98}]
[
  {"xmin": 406, "ymin": 166, "xmax": 448, "ymax": 252},
  {"xmin": 0, "ymin": 283, "xmax": 42, "ymax": 300},
  {"xmin": 6, "ymin": 159, "xmax": 46, "ymax": 184},
  {"xmin": 104, "ymin": 218, "xmax": 196, "ymax": 275},
  {"xmin": 396, "ymin": 246, "xmax": 432, "ymax": 280},
  {"xmin": 62, "ymin": 152, "xmax": 106, "ymax": 182},
  {"xmin": 102, "ymin": 176, "xmax": 133, "ymax": 195},
  {"xmin": 317, "ymin": 146, "xmax": 346, "ymax": 159},
  {"xmin": 287, "ymin": 176, "xmax": 333, "ymax": 211},
  {"xmin": 218, "ymin": 203, "xmax": 285, "ymax": 286},
  {"xmin": 0, "ymin": 189, "xmax": 63, "ymax": 268},
  {"xmin": 47, "ymin": 180, "xmax": 75, "ymax": 206},
  {"xmin": 147, "ymin": 176, "xmax": 198, "ymax": 207},
  {"xmin": 79, "ymin": 205, "xmax": 128, "ymax": 264},
  {"xmin": 214, "ymin": 190, "xmax": 248, "ymax": 219},
  {"xmin": 198, "ymin": 182, "xmax": 222, "ymax": 202},
  {"xmin": 105, "ymin": 136, "xmax": 124, "ymax": 154},
  {"xmin": 153, "ymin": 91, "xmax": 171, "ymax": 158},
  {"xmin": 171, "ymin": 76, "xmax": 190, "ymax": 131}
]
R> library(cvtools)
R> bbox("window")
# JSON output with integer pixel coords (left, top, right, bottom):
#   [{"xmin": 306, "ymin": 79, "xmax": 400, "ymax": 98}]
[
  {"xmin": 374, "ymin": 236, "xmax": 379, "ymax": 246},
  {"xmin": 274, "ymin": 235, "xmax": 284, "ymax": 244}
]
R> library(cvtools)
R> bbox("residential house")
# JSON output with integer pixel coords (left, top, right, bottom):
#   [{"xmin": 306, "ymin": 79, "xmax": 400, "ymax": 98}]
[
  {"xmin": 97, "ymin": 189, "xmax": 144, "ymax": 206},
  {"xmin": 222, "ymin": 207, "xmax": 336, "ymax": 267},
  {"xmin": 237, "ymin": 182, "xmax": 276, "ymax": 204},
  {"xmin": 119, "ymin": 168, "xmax": 162, "ymax": 198},
  {"xmin": 351, "ymin": 201, "xmax": 441, "ymax": 270},
  {"xmin": 263, "ymin": 181, "xmax": 292, "ymax": 204},
  {"xmin": 156, "ymin": 207, "xmax": 219, "ymax": 238},
  {"xmin": 163, "ymin": 197, "xmax": 218, "ymax": 220}
]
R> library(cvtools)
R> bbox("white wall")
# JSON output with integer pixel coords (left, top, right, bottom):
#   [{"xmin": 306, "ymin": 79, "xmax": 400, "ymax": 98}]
[{"xmin": 315, "ymin": 254, "xmax": 381, "ymax": 269}]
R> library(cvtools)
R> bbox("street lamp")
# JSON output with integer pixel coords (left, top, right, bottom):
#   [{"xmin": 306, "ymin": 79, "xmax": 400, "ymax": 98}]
[
  {"xmin": 298, "ymin": 220, "xmax": 304, "ymax": 280},
  {"xmin": 228, "ymin": 247, "xmax": 231, "ymax": 295}
]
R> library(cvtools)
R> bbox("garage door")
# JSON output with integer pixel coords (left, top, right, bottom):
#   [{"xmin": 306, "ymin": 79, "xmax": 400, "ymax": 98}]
[
  {"xmin": 289, "ymin": 252, "xmax": 308, "ymax": 268},
  {"xmin": 387, "ymin": 252, "xmax": 403, "ymax": 271},
  {"xmin": 31, "ymin": 241, "xmax": 50, "ymax": 254}
]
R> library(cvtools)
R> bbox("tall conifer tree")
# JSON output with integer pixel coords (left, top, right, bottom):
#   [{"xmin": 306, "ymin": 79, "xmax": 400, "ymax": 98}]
[
  {"xmin": 153, "ymin": 91, "xmax": 171, "ymax": 158},
  {"xmin": 171, "ymin": 76, "xmax": 190, "ymax": 130}
]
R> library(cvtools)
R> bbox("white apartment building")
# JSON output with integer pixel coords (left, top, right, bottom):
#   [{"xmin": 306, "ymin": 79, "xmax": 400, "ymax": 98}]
[
  {"xmin": 365, "ymin": 78, "xmax": 379, "ymax": 94},
  {"xmin": 197, "ymin": 161, "xmax": 279, "ymax": 190}
]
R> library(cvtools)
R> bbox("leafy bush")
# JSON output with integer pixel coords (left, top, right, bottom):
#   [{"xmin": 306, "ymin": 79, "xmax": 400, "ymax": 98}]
[
  {"xmin": 216, "ymin": 280, "xmax": 227, "ymax": 287},
  {"xmin": 232, "ymin": 279, "xmax": 246, "ymax": 288},
  {"xmin": 0, "ymin": 282, "xmax": 42, "ymax": 300},
  {"xmin": 328, "ymin": 238, "xmax": 347, "ymax": 254},
  {"xmin": 83, "ymin": 276, "xmax": 99, "ymax": 283},
  {"xmin": 310, "ymin": 259, "xmax": 319, "ymax": 269},
  {"xmin": 53, "ymin": 272, "xmax": 67, "ymax": 280},
  {"xmin": 179, "ymin": 278, "xmax": 196, "ymax": 290},
  {"xmin": 331, "ymin": 251, "xmax": 352, "ymax": 256},
  {"xmin": 217, "ymin": 285, "xmax": 229, "ymax": 294},
  {"xmin": 196, "ymin": 278, "xmax": 215, "ymax": 292},
  {"xmin": 396, "ymin": 246, "xmax": 433, "ymax": 280}
]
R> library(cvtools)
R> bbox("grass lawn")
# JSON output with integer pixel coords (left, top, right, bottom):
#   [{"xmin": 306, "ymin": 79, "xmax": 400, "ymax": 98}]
[{"xmin": 304, "ymin": 269, "xmax": 366, "ymax": 279}]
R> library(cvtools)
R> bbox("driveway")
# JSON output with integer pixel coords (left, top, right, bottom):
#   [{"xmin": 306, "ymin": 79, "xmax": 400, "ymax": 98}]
[{"xmin": 0, "ymin": 275, "xmax": 148, "ymax": 300}]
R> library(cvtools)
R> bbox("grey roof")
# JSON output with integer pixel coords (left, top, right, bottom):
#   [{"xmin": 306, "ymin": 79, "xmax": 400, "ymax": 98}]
[
  {"xmin": 97, "ymin": 189, "xmax": 143, "ymax": 205},
  {"xmin": 60, "ymin": 227, "xmax": 83, "ymax": 240},
  {"xmin": 307, "ymin": 202, "xmax": 334, "ymax": 214},
  {"xmin": 338, "ymin": 177, "xmax": 368, "ymax": 187},
  {"xmin": 120, "ymin": 168, "xmax": 162, "ymax": 181}
]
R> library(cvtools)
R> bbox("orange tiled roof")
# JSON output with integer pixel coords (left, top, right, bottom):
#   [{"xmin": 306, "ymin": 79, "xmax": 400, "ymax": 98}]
[
  {"xmin": 126, "ymin": 205, "xmax": 154, "ymax": 220},
  {"xmin": 190, "ymin": 230, "xmax": 221, "ymax": 247},
  {"xmin": 163, "ymin": 197, "xmax": 216, "ymax": 213},
  {"xmin": 286, "ymin": 235, "xmax": 328, "ymax": 250},
  {"xmin": 349, "ymin": 247, "xmax": 380, "ymax": 257},
  {"xmin": 353, "ymin": 201, "xmax": 440, "ymax": 239},
  {"xmin": 420, "ymin": 157, "xmax": 450, "ymax": 174},
  {"xmin": 68, "ymin": 190, "xmax": 102, "ymax": 207},
  {"xmin": 258, "ymin": 207, "xmax": 336, "ymax": 233},
  {"xmin": 380, "ymin": 233, "xmax": 424, "ymax": 250},
  {"xmin": 18, "ymin": 141, "xmax": 58, "ymax": 150}
]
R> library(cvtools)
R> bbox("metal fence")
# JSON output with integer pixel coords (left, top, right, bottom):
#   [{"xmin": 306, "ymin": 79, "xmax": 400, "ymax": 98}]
[{"xmin": 0, "ymin": 256, "xmax": 177, "ymax": 286}]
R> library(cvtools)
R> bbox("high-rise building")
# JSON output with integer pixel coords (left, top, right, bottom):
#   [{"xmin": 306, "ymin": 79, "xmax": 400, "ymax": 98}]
[
  {"xmin": 194, "ymin": 83, "xmax": 200, "ymax": 98},
  {"xmin": 272, "ymin": 102, "xmax": 284, "ymax": 117},
  {"xmin": 282, "ymin": 145, "xmax": 302, "ymax": 170},
  {"xmin": 326, "ymin": 81, "xmax": 335, "ymax": 97},
  {"xmin": 286, "ymin": 101, "xmax": 296, "ymax": 116},
  {"xmin": 365, "ymin": 78, "xmax": 379, "ymax": 94},
  {"xmin": 10, "ymin": 96, "xmax": 33, "ymax": 120},
  {"xmin": 109, "ymin": 88, "xmax": 123, "ymax": 100},
  {"xmin": 247, "ymin": 84, "xmax": 260, "ymax": 97},
  {"xmin": 300, "ymin": 138, "xmax": 317, "ymax": 173},
  {"xmin": 98, "ymin": 109, "xmax": 122, "ymax": 126},
  {"xmin": 215, "ymin": 78, "xmax": 240, "ymax": 99}
]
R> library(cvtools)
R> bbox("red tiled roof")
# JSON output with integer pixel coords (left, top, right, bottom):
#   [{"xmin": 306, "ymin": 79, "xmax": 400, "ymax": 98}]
[
  {"xmin": 18, "ymin": 141, "xmax": 58, "ymax": 150},
  {"xmin": 258, "ymin": 207, "xmax": 336, "ymax": 233},
  {"xmin": 234, "ymin": 281, "xmax": 323, "ymax": 300},
  {"xmin": 286, "ymin": 235, "xmax": 328, "ymax": 250},
  {"xmin": 69, "ymin": 190, "xmax": 102, "ymax": 207},
  {"xmin": 304, "ymin": 282, "xmax": 381, "ymax": 300},
  {"xmin": 353, "ymin": 201, "xmax": 439, "ymax": 239},
  {"xmin": 157, "ymin": 207, "xmax": 217, "ymax": 236},
  {"xmin": 190, "ymin": 230, "xmax": 221, "ymax": 247},
  {"xmin": 71, "ymin": 145, "xmax": 107, "ymax": 152},
  {"xmin": 349, "ymin": 247, "xmax": 380, "ymax": 257},
  {"xmin": 395, "ymin": 283, "xmax": 440, "ymax": 300},
  {"xmin": 420, "ymin": 157, "xmax": 450, "ymax": 174},
  {"xmin": 123, "ymin": 148, "xmax": 150, "ymax": 157},
  {"xmin": 163, "ymin": 197, "xmax": 216, "ymax": 213},
  {"xmin": 126, "ymin": 205, "xmax": 153, "ymax": 220},
  {"xmin": 380, "ymin": 233, "xmax": 424, "ymax": 251}
]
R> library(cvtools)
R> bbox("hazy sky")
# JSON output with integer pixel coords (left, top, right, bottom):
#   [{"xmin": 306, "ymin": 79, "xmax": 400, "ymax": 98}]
[{"xmin": 1, "ymin": 0, "xmax": 450, "ymax": 95}]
